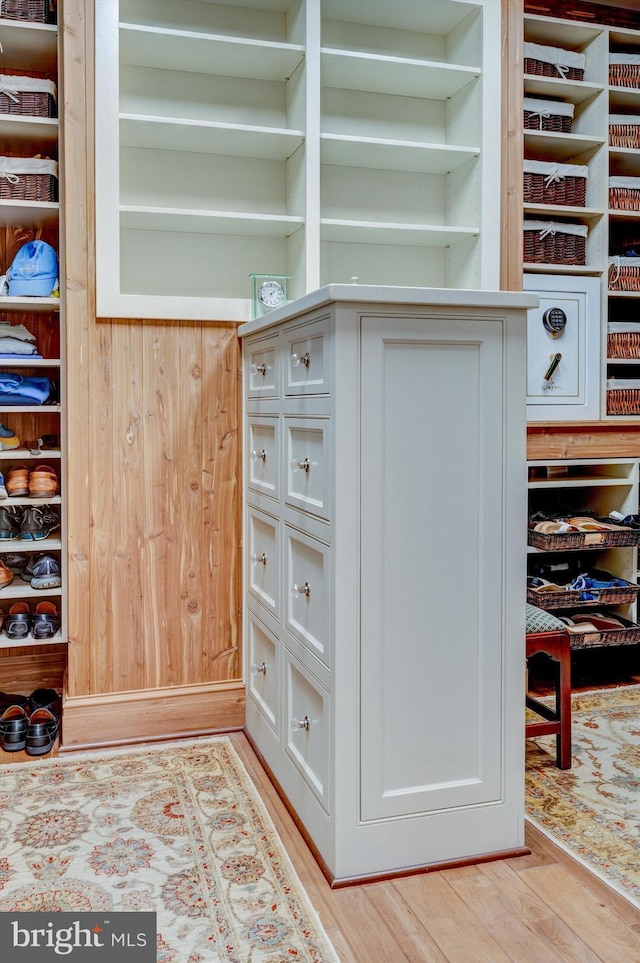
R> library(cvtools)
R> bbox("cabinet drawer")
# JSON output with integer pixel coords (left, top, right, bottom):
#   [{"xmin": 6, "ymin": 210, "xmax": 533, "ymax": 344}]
[
  {"xmin": 247, "ymin": 416, "xmax": 280, "ymax": 501},
  {"xmin": 246, "ymin": 336, "xmax": 279, "ymax": 399},
  {"xmin": 285, "ymin": 417, "xmax": 331, "ymax": 521},
  {"xmin": 285, "ymin": 526, "xmax": 331, "ymax": 669},
  {"xmin": 284, "ymin": 319, "xmax": 329, "ymax": 395},
  {"xmin": 283, "ymin": 646, "xmax": 330, "ymax": 812},
  {"xmin": 246, "ymin": 610, "xmax": 279, "ymax": 734},
  {"xmin": 247, "ymin": 508, "xmax": 280, "ymax": 619}
]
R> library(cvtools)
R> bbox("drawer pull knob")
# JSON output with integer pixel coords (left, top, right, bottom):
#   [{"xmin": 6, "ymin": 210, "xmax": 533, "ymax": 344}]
[
  {"xmin": 251, "ymin": 661, "xmax": 267, "ymax": 675},
  {"xmin": 251, "ymin": 448, "xmax": 267, "ymax": 462},
  {"xmin": 250, "ymin": 552, "xmax": 267, "ymax": 565},
  {"xmin": 251, "ymin": 362, "xmax": 267, "ymax": 376},
  {"xmin": 291, "ymin": 457, "xmax": 310, "ymax": 473},
  {"xmin": 291, "ymin": 581, "xmax": 311, "ymax": 598},
  {"xmin": 291, "ymin": 351, "xmax": 311, "ymax": 368},
  {"xmin": 292, "ymin": 715, "xmax": 310, "ymax": 731}
]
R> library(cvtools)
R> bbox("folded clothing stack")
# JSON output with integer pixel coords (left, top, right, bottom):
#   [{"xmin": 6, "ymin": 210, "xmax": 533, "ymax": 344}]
[
  {"xmin": 0, "ymin": 321, "xmax": 40, "ymax": 358},
  {"xmin": 0, "ymin": 372, "xmax": 51, "ymax": 405}
]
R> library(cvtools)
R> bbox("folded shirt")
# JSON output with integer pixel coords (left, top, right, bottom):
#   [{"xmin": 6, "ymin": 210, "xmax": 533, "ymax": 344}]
[
  {"xmin": 0, "ymin": 373, "xmax": 51, "ymax": 404},
  {"xmin": 0, "ymin": 337, "xmax": 39, "ymax": 355},
  {"xmin": 0, "ymin": 322, "xmax": 35, "ymax": 342}
]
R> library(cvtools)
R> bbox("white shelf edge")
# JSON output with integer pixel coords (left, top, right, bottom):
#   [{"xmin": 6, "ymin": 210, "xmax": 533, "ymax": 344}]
[{"xmin": 0, "ymin": 297, "xmax": 59, "ymax": 313}]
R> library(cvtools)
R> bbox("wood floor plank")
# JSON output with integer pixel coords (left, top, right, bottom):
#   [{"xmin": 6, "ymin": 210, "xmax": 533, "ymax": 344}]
[
  {"xmin": 363, "ymin": 881, "xmax": 449, "ymax": 962},
  {"xmin": 392, "ymin": 872, "xmax": 513, "ymax": 963},
  {"xmin": 522, "ymin": 863, "xmax": 640, "ymax": 963},
  {"xmin": 478, "ymin": 859, "xmax": 602, "ymax": 963}
]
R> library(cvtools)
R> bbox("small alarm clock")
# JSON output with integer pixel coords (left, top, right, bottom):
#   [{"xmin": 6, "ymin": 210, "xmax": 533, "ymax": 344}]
[{"xmin": 249, "ymin": 274, "xmax": 291, "ymax": 319}]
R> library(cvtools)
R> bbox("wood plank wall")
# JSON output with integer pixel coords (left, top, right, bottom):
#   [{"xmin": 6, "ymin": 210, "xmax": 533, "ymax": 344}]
[{"xmin": 58, "ymin": 2, "xmax": 243, "ymax": 745}]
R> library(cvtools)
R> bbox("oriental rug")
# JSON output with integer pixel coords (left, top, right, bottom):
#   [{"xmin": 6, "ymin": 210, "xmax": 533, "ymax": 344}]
[
  {"xmin": 525, "ymin": 684, "xmax": 640, "ymax": 910},
  {"xmin": 0, "ymin": 736, "xmax": 340, "ymax": 962}
]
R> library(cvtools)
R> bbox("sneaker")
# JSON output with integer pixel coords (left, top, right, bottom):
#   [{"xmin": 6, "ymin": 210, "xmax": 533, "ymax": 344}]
[
  {"xmin": 2, "ymin": 552, "xmax": 27, "ymax": 575},
  {"xmin": 0, "ymin": 505, "xmax": 21, "ymax": 540},
  {"xmin": 20, "ymin": 505, "xmax": 60, "ymax": 540},
  {"xmin": 0, "ymin": 424, "xmax": 19, "ymax": 450},
  {"xmin": 0, "ymin": 473, "xmax": 6, "ymax": 499},
  {"xmin": 28, "ymin": 554, "xmax": 61, "ymax": 590}
]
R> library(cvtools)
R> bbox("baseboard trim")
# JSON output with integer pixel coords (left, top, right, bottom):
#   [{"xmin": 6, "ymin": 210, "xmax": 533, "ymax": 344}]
[{"xmin": 61, "ymin": 682, "xmax": 245, "ymax": 750}]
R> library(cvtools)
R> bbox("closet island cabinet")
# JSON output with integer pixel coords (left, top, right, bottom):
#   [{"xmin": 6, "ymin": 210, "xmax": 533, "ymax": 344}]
[
  {"xmin": 239, "ymin": 285, "xmax": 537, "ymax": 884},
  {"xmin": 95, "ymin": 0, "xmax": 502, "ymax": 322}
]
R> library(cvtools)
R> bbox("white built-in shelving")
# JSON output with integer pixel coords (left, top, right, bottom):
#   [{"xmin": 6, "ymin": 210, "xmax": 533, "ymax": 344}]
[{"xmin": 95, "ymin": 0, "xmax": 502, "ymax": 321}]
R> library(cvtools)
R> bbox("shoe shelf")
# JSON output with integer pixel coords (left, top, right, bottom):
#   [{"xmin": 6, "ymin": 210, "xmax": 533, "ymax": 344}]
[
  {"xmin": 527, "ymin": 458, "xmax": 640, "ymax": 641},
  {"xmin": 0, "ymin": 6, "xmax": 65, "ymax": 681}
]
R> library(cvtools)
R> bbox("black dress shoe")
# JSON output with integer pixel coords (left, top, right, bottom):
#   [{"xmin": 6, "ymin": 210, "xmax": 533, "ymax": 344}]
[
  {"xmin": 29, "ymin": 688, "xmax": 60, "ymax": 714},
  {"xmin": 26, "ymin": 707, "xmax": 59, "ymax": 756},
  {"xmin": 0, "ymin": 690, "xmax": 29, "ymax": 712},
  {"xmin": 0, "ymin": 704, "xmax": 29, "ymax": 751}
]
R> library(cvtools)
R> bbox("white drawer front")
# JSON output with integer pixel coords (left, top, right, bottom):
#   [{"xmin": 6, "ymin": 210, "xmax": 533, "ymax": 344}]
[
  {"xmin": 285, "ymin": 526, "xmax": 331, "ymax": 669},
  {"xmin": 286, "ymin": 418, "xmax": 331, "ymax": 520},
  {"xmin": 247, "ymin": 611, "xmax": 279, "ymax": 733},
  {"xmin": 246, "ymin": 336, "xmax": 279, "ymax": 399},
  {"xmin": 247, "ymin": 416, "xmax": 280, "ymax": 501},
  {"xmin": 284, "ymin": 648, "xmax": 330, "ymax": 812},
  {"xmin": 247, "ymin": 508, "xmax": 280, "ymax": 619},
  {"xmin": 285, "ymin": 320, "xmax": 329, "ymax": 395}
]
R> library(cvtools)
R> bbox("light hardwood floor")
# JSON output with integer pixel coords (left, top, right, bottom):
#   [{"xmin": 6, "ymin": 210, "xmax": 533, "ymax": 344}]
[{"xmin": 229, "ymin": 732, "xmax": 640, "ymax": 963}]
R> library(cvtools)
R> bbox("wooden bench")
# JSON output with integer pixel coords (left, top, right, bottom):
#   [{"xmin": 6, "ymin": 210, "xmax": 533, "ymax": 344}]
[{"xmin": 526, "ymin": 629, "xmax": 572, "ymax": 770}]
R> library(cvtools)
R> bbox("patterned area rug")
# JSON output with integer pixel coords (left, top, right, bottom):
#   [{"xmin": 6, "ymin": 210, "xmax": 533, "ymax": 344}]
[
  {"xmin": 0, "ymin": 737, "xmax": 339, "ymax": 962},
  {"xmin": 526, "ymin": 685, "xmax": 640, "ymax": 909}
]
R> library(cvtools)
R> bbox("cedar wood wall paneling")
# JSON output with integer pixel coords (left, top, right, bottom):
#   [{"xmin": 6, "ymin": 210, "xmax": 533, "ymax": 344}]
[{"xmin": 62, "ymin": 1, "xmax": 242, "ymax": 700}]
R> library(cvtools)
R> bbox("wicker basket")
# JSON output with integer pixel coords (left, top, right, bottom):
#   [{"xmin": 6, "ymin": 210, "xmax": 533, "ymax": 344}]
[
  {"xmin": 568, "ymin": 616, "xmax": 640, "ymax": 649},
  {"xmin": 607, "ymin": 322, "xmax": 640, "ymax": 359},
  {"xmin": 0, "ymin": 75, "xmax": 56, "ymax": 118},
  {"xmin": 608, "ymin": 256, "xmax": 640, "ymax": 292},
  {"xmin": 610, "ymin": 175, "xmax": 640, "ymax": 212},
  {"xmin": 0, "ymin": 156, "xmax": 58, "ymax": 202},
  {"xmin": 527, "ymin": 581, "xmax": 640, "ymax": 610},
  {"xmin": 607, "ymin": 379, "xmax": 640, "ymax": 415},
  {"xmin": 524, "ymin": 41, "xmax": 585, "ymax": 81},
  {"xmin": 610, "ymin": 53, "xmax": 640, "ymax": 89},
  {"xmin": 610, "ymin": 114, "xmax": 640, "ymax": 149},
  {"xmin": 523, "ymin": 96, "xmax": 574, "ymax": 133},
  {"xmin": 528, "ymin": 523, "xmax": 640, "ymax": 551},
  {"xmin": 0, "ymin": 0, "xmax": 52, "ymax": 23},
  {"xmin": 524, "ymin": 220, "xmax": 587, "ymax": 265},
  {"xmin": 524, "ymin": 160, "xmax": 587, "ymax": 207}
]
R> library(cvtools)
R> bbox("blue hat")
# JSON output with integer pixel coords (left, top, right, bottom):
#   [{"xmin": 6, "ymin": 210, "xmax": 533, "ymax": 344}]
[{"xmin": 7, "ymin": 241, "xmax": 58, "ymax": 297}]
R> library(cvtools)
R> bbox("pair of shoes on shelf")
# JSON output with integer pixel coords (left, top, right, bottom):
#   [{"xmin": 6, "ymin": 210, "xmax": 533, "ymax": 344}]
[
  {"xmin": 0, "ymin": 504, "xmax": 59, "ymax": 541},
  {"xmin": 0, "ymin": 688, "xmax": 60, "ymax": 754},
  {"xmin": 0, "ymin": 557, "xmax": 13, "ymax": 588},
  {"xmin": 23, "ymin": 554, "xmax": 61, "ymax": 590},
  {"xmin": 2, "ymin": 600, "xmax": 59, "ymax": 640},
  {"xmin": 6, "ymin": 464, "xmax": 59, "ymax": 497},
  {"xmin": 0, "ymin": 423, "xmax": 19, "ymax": 451}
]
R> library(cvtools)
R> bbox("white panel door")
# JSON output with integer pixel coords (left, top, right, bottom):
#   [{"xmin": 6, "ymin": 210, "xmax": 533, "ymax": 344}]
[{"xmin": 359, "ymin": 314, "xmax": 507, "ymax": 820}]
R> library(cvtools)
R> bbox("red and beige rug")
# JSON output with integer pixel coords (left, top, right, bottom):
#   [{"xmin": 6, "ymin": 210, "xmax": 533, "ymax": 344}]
[
  {"xmin": 0, "ymin": 736, "xmax": 339, "ymax": 962},
  {"xmin": 526, "ymin": 684, "xmax": 640, "ymax": 909}
]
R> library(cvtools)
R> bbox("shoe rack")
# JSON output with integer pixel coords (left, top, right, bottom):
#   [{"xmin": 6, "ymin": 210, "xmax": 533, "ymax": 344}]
[{"xmin": 0, "ymin": 4, "xmax": 65, "ymax": 685}]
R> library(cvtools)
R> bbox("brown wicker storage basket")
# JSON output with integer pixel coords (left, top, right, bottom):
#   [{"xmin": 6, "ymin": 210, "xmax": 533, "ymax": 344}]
[
  {"xmin": 608, "ymin": 256, "xmax": 640, "ymax": 292},
  {"xmin": 610, "ymin": 176, "xmax": 640, "ymax": 212},
  {"xmin": 528, "ymin": 524, "xmax": 640, "ymax": 551},
  {"xmin": 607, "ymin": 379, "xmax": 640, "ymax": 415},
  {"xmin": 0, "ymin": 0, "xmax": 51, "ymax": 23},
  {"xmin": 610, "ymin": 53, "xmax": 640, "ymax": 89},
  {"xmin": 0, "ymin": 75, "xmax": 56, "ymax": 118},
  {"xmin": 610, "ymin": 114, "xmax": 640, "ymax": 149},
  {"xmin": 524, "ymin": 160, "xmax": 587, "ymax": 207},
  {"xmin": 527, "ymin": 581, "xmax": 640, "ymax": 610},
  {"xmin": 607, "ymin": 322, "xmax": 640, "ymax": 359},
  {"xmin": 524, "ymin": 41, "xmax": 585, "ymax": 81},
  {"xmin": 524, "ymin": 220, "xmax": 587, "ymax": 265},
  {"xmin": 523, "ymin": 96, "xmax": 574, "ymax": 133},
  {"xmin": 567, "ymin": 617, "xmax": 640, "ymax": 649},
  {"xmin": 0, "ymin": 156, "xmax": 58, "ymax": 202}
]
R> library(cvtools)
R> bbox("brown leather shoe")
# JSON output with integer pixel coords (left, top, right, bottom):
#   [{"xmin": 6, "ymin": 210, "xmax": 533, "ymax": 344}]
[
  {"xmin": 0, "ymin": 558, "xmax": 14, "ymax": 588},
  {"xmin": 6, "ymin": 465, "xmax": 29, "ymax": 497},
  {"xmin": 29, "ymin": 465, "xmax": 59, "ymax": 497}
]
